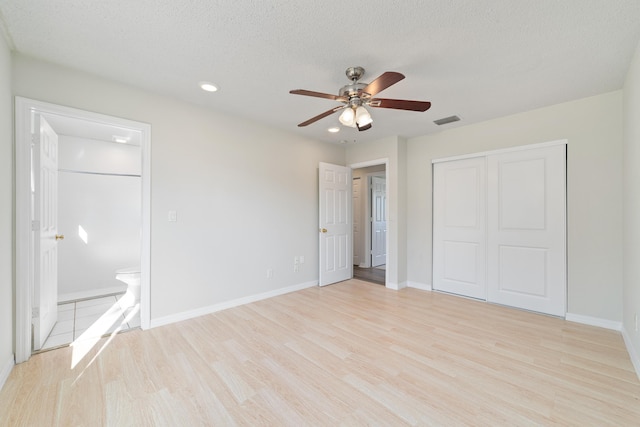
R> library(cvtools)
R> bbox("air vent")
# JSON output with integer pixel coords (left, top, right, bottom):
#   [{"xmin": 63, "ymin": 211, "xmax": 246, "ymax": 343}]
[{"xmin": 434, "ymin": 115, "xmax": 460, "ymax": 126}]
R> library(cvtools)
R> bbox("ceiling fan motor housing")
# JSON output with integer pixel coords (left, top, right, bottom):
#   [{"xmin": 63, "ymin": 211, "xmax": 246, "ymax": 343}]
[{"xmin": 339, "ymin": 82, "xmax": 368, "ymax": 106}]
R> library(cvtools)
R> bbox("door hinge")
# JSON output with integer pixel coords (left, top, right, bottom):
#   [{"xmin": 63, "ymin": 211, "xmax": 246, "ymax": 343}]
[
  {"xmin": 32, "ymin": 307, "xmax": 39, "ymax": 319},
  {"xmin": 31, "ymin": 220, "xmax": 40, "ymax": 231}
]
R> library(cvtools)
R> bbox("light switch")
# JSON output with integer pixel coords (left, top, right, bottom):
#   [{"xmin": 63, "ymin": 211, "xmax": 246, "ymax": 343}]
[{"xmin": 168, "ymin": 210, "xmax": 177, "ymax": 222}]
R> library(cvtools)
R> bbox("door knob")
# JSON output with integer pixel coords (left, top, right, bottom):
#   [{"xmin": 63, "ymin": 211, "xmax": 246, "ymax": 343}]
[
  {"xmin": 55, "ymin": 234, "xmax": 65, "ymax": 240},
  {"xmin": 320, "ymin": 228, "xmax": 327, "ymax": 233}
]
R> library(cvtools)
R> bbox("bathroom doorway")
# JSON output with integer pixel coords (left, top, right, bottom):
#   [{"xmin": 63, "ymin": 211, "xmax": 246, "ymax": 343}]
[
  {"xmin": 15, "ymin": 98, "xmax": 151, "ymax": 362},
  {"xmin": 352, "ymin": 164, "xmax": 387, "ymax": 285},
  {"xmin": 39, "ymin": 113, "xmax": 141, "ymax": 351}
]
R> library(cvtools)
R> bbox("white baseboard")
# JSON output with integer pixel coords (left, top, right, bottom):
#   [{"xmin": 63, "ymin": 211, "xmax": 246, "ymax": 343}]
[
  {"xmin": 560, "ymin": 314, "xmax": 640, "ymax": 381},
  {"xmin": 621, "ymin": 327, "xmax": 640, "ymax": 381},
  {"xmin": 58, "ymin": 285, "xmax": 128, "ymax": 303},
  {"xmin": 150, "ymin": 280, "xmax": 318, "ymax": 328},
  {"xmin": 385, "ymin": 281, "xmax": 407, "ymax": 290},
  {"xmin": 565, "ymin": 313, "xmax": 623, "ymax": 331},
  {"xmin": 407, "ymin": 281, "xmax": 432, "ymax": 291},
  {"xmin": 0, "ymin": 354, "xmax": 14, "ymax": 392}
]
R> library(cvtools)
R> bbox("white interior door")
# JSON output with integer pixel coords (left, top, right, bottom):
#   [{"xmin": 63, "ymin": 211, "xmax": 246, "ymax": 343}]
[
  {"xmin": 433, "ymin": 157, "xmax": 487, "ymax": 299},
  {"xmin": 371, "ymin": 176, "xmax": 387, "ymax": 267},
  {"xmin": 33, "ymin": 114, "xmax": 60, "ymax": 350},
  {"xmin": 352, "ymin": 177, "xmax": 361, "ymax": 266},
  {"xmin": 487, "ymin": 145, "xmax": 566, "ymax": 316},
  {"xmin": 319, "ymin": 162, "xmax": 352, "ymax": 286}
]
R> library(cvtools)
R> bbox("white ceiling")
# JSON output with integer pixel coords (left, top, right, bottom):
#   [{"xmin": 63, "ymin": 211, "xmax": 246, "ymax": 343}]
[{"xmin": 1, "ymin": 0, "xmax": 639, "ymax": 144}]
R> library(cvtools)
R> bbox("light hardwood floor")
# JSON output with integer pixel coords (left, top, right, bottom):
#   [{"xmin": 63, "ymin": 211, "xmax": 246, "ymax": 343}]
[{"xmin": 1, "ymin": 279, "xmax": 639, "ymax": 426}]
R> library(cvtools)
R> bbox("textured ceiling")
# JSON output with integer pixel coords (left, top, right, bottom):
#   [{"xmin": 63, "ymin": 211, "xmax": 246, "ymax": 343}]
[{"xmin": 1, "ymin": 0, "xmax": 639, "ymax": 144}]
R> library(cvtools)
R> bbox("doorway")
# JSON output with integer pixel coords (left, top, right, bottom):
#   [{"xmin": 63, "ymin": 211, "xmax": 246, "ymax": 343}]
[
  {"xmin": 15, "ymin": 97, "xmax": 151, "ymax": 363},
  {"xmin": 352, "ymin": 164, "xmax": 387, "ymax": 285}
]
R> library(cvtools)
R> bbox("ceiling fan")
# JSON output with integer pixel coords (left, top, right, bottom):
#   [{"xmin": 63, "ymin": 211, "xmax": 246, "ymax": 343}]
[{"xmin": 290, "ymin": 66, "xmax": 431, "ymax": 131}]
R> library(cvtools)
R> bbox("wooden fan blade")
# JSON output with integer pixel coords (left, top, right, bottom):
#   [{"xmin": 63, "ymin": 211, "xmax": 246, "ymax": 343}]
[
  {"xmin": 298, "ymin": 106, "xmax": 346, "ymax": 127},
  {"xmin": 368, "ymin": 98, "xmax": 431, "ymax": 112},
  {"xmin": 359, "ymin": 72, "xmax": 405, "ymax": 97},
  {"xmin": 290, "ymin": 89, "xmax": 348, "ymax": 102}
]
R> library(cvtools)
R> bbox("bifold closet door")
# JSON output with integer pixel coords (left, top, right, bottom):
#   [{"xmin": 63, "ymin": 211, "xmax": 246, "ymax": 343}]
[
  {"xmin": 487, "ymin": 145, "xmax": 566, "ymax": 316},
  {"xmin": 433, "ymin": 157, "xmax": 486, "ymax": 299}
]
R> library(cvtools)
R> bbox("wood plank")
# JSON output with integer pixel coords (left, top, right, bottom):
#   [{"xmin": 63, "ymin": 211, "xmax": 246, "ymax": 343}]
[{"xmin": 1, "ymin": 280, "xmax": 639, "ymax": 425}]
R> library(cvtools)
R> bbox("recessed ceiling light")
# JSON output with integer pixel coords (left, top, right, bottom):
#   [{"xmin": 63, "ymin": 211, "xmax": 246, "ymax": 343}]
[
  {"xmin": 328, "ymin": 127, "xmax": 340, "ymax": 133},
  {"xmin": 112, "ymin": 136, "xmax": 129, "ymax": 143},
  {"xmin": 199, "ymin": 81, "xmax": 218, "ymax": 92}
]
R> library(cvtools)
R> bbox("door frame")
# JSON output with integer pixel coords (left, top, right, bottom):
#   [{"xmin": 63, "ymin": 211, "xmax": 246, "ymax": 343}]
[
  {"xmin": 14, "ymin": 97, "xmax": 152, "ymax": 363},
  {"xmin": 349, "ymin": 158, "xmax": 389, "ymax": 287}
]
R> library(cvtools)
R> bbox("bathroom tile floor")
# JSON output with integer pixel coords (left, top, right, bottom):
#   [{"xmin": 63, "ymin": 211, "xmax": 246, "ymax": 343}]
[{"xmin": 41, "ymin": 293, "xmax": 140, "ymax": 351}]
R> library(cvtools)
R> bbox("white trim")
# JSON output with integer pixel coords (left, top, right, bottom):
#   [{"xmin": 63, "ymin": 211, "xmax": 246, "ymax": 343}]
[
  {"xmin": 0, "ymin": 354, "xmax": 14, "ymax": 392},
  {"xmin": 349, "ymin": 158, "xmax": 388, "ymax": 170},
  {"xmin": 385, "ymin": 282, "xmax": 400, "ymax": 290},
  {"xmin": 432, "ymin": 139, "xmax": 568, "ymax": 164},
  {"xmin": 14, "ymin": 97, "xmax": 152, "ymax": 363},
  {"xmin": 58, "ymin": 285, "xmax": 128, "ymax": 304},
  {"xmin": 14, "ymin": 98, "xmax": 32, "ymax": 363},
  {"xmin": 622, "ymin": 328, "xmax": 640, "ymax": 381},
  {"xmin": 407, "ymin": 281, "xmax": 432, "ymax": 291},
  {"xmin": 139, "ymin": 114, "xmax": 151, "ymax": 330},
  {"xmin": 150, "ymin": 280, "xmax": 318, "ymax": 329},
  {"xmin": 385, "ymin": 281, "xmax": 407, "ymax": 291},
  {"xmin": 565, "ymin": 312, "xmax": 623, "ymax": 331}
]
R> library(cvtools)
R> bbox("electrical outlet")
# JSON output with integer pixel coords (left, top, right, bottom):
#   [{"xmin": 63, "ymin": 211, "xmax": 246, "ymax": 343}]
[
  {"xmin": 168, "ymin": 210, "xmax": 177, "ymax": 222},
  {"xmin": 266, "ymin": 268, "xmax": 273, "ymax": 279},
  {"xmin": 294, "ymin": 256, "xmax": 299, "ymax": 265}
]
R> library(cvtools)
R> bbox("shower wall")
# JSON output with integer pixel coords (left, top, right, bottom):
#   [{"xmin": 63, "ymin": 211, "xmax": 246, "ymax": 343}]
[{"xmin": 57, "ymin": 135, "xmax": 141, "ymax": 301}]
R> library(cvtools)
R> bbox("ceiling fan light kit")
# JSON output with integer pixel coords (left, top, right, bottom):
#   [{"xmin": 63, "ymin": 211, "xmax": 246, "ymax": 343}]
[
  {"xmin": 337, "ymin": 105, "xmax": 373, "ymax": 131},
  {"xmin": 290, "ymin": 66, "xmax": 431, "ymax": 131}
]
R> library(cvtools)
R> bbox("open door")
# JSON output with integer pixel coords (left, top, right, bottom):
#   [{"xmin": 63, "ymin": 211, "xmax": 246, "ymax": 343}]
[
  {"xmin": 319, "ymin": 162, "xmax": 352, "ymax": 286},
  {"xmin": 32, "ymin": 114, "xmax": 60, "ymax": 350},
  {"xmin": 371, "ymin": 175, "xmax": 386, "ymax": 267}
]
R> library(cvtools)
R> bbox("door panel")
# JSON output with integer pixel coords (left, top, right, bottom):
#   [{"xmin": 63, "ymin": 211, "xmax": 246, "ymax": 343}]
[
  {"xmin": 33, "ymin": 114, "xmax": 59, "ymax": 350},
  {"xmin": 487, "ymin": 145, "xmax": 566, "ymax": 316},
  {"xmin": 319, "ymin": 163, "xmax": 352, "ymax": 286},
  {"xmin": 433, "ymin": 158, "xmax": 486, "ymax": 299},
  {"xmin": 352, "ymin": 177, "xmax": 361, "ymax": 266},
  {"xmin": 371, "ymin": 176, "xmax": 386, "ymax": 267}
]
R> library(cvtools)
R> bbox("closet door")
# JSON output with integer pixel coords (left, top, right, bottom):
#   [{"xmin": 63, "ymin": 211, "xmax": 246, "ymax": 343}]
[
  {"xmin": 487, "ymin": 145, "xmax": 566, "ymax": 316},
  {"xmin": 433, "ymin": 157, "xmax": 486, "ymax": 299}
]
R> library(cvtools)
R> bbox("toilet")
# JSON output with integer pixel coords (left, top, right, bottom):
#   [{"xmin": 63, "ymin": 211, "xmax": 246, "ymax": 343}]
[{"xmin": 115, "ymin": 266, "xmax": 141, "ymax": 300}]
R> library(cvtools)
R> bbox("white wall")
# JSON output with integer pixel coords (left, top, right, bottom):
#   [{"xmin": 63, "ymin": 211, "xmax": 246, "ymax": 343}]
[
  {"xmin": 0, "ymin": 30, "xmax": 14, "ymax": 383},
  {"xmin": 12, "ymin": 54, "xmax": 344, "ymax": 320},
  {"xmin": 57, "ymin": 135, "xmax": 141, "ymax": 299},
  {"xmin": 407, "ymin": 91, "xmax": 624, "ymax": 322},
  {"xmin": 623, "ymin": 40, "xmax": 640, "ymax": 373},
  {"xmin": 346, "ymin": 136, "xmax": 407, "ymax": 289}
]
